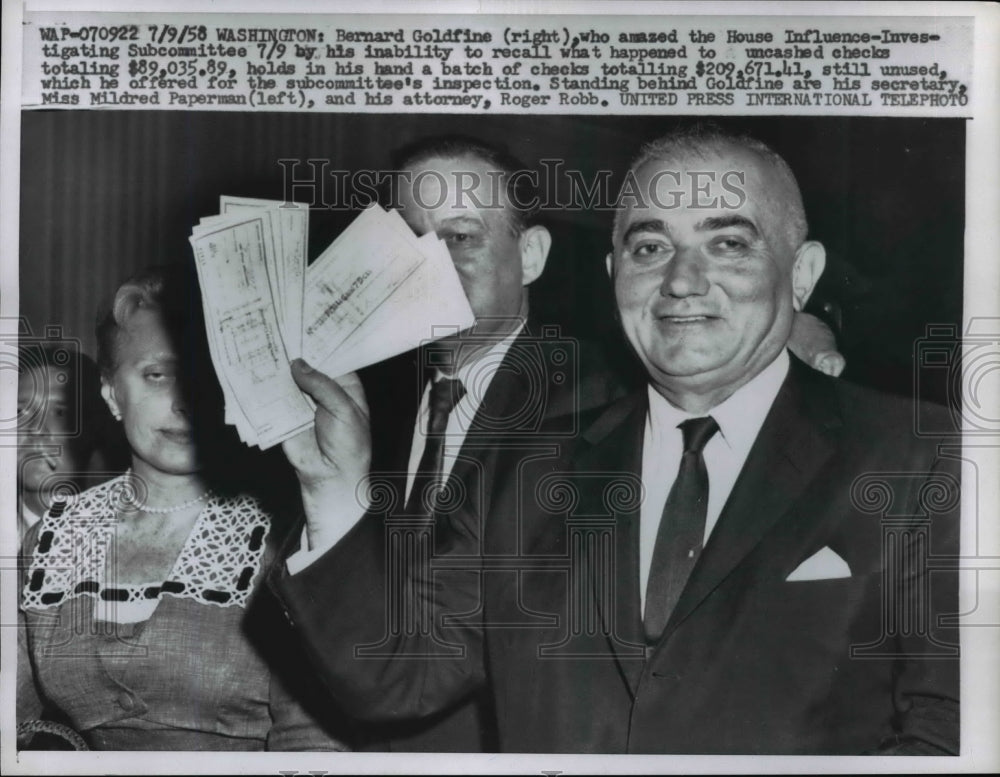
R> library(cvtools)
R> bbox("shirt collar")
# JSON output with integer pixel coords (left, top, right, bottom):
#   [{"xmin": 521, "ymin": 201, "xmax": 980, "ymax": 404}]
[
  {"xmin": 437, "ymin": 322, "xmax": 525, "ymax": 392},
  {"xmin": 646, "ymin": 348, "xmax": 790, "ymax": 454},
  {"xmin": 20, "ymin": 501, "xmax": 43, "ymax": 537}
]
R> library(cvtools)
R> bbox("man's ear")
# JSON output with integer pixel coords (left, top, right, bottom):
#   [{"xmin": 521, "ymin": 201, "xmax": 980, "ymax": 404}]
[
  {"xmin": 605, "ymin": 251, "xmax": 614, "ymax": 279},
  {"xmin": 791, "ymin": 241, "xmax": 826, "ymax": 311},
  {"xmin": 519, "ymin": 225, "xmax": 551, "ymax": 286},
  {"xmin": 101, "ymin": 379, "xmax": 121, "ymax": 421}
]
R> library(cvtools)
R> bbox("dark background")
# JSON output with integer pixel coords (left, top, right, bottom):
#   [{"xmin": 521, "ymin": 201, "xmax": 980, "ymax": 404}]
[{"xmin": 19, "ymin": 112, "xmax": 965, "ymax": 405}]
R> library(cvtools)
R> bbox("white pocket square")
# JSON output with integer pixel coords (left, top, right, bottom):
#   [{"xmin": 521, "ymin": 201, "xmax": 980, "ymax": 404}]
[{"xmin": 785, "ymin": 546, "xmax": 851, "ymax": 581}]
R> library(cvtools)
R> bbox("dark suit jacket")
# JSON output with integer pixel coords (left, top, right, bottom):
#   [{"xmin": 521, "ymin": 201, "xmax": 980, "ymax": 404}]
[
  {"xmin": 275, "ymin": 353, "xmax": 960, "ymax": 754},
  {"xmin": 333, "ymin": 325, "xmax": 627, "ymax": 751}
]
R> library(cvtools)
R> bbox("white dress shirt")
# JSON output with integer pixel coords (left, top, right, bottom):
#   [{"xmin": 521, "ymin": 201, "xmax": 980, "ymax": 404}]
[
  {"xmin": 18, "ymin": 502, "xmax": 43, "ymax": 549},
  {"xmin": 405, "ymin": 325, "xmax": 524, "ymax": 498},
  {"xmin": 639, "ymin": 349, "xmax": 789, "ymax": 616},
  {"xmin": 287, "ymin": 325, "xmax": 524, "ymax": 574}
]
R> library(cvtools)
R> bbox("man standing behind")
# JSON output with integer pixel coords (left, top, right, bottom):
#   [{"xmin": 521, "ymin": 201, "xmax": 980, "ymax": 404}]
[
  {"xmin": 277, "ymin": 127, "xmax": 958, "ymax": 753},
  {"xmin": 284, "ymin": 136, "xmax": 618, "ymax": 751},
  {"xmin": 16, "ymin": 344, "xmax": 107, "ymax": 546}
]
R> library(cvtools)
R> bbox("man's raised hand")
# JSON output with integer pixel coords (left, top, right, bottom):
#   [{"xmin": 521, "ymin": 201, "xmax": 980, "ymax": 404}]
[{"xmin": 283, "ymin": 359, "xmax": 372, "ymax": 550}]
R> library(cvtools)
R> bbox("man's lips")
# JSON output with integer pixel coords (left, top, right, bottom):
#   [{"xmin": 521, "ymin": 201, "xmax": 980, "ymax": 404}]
[{"xmin": 657, "ymin": 314, "xmax": 719, "ymax": 323}]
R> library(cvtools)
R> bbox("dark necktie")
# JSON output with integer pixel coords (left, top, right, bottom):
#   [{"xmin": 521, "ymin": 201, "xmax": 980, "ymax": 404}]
[
  {"xmin": 405, "ymin": 377, "xmax": 466, "ymax": 516},
  {"xmin": 643, "ymin": 415, "xmax": 720, "ymax": 645}
]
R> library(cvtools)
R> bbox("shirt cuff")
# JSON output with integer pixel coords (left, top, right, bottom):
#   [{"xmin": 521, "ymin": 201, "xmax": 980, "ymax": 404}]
[{"xmin": 285, "ymin": 527, "xmax": 335, "ymax": 575}]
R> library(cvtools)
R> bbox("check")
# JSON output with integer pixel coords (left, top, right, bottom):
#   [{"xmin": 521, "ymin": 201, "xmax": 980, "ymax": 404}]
[{"xmin": 189, "ymin": 200, "xmax": 474, "ymax": 448}]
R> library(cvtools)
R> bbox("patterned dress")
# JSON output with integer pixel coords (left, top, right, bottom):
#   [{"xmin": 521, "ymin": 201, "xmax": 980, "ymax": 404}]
[{"xmin": 18, "ymin": 475, "xmax": 348, "ymax": 751}]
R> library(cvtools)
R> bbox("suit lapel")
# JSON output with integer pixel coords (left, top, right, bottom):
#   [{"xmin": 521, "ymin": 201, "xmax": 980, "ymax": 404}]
[
  {"xmin": 463, "ymin": 330, "xmax": 536, "ymax": 440},
  {"xmin": 658, "ymin": 357, "xmax": 844, "ymax": 642},
  {"xmin": 571, "ymin": 392, "xmax": 649, "ymax": 694},
  {"xmin": 361, "ymin": 350, "xmax": 424, "ymax": 513},
  {"xmin": 446, "ymin": 335, "xmax": 532, "ymax": 519}
]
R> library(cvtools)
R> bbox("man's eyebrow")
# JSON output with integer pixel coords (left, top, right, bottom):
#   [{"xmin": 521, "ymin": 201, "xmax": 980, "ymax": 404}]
[
  {"xmin": 437, "ymin": 213, "xmax": 492, "ymax": 234},
  {"xmin": 621, "ymin": 219, "xmax": 669, "ymax": 243},
  {"xmin": 695, "ymin": 214, "xmax": 760, "ymax": 237},
  {"xmin": 438, "ymin": 214, "xmax": 485, "ymax": 226}
]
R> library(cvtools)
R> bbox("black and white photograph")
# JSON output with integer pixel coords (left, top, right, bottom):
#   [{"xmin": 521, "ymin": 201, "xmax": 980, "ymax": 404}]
[{"xmin": 2, "ymin": 2, "xmax": 998, "ymax": 774}]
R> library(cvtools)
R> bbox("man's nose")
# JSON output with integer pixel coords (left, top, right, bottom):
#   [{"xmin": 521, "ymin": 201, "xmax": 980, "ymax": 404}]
[{"xmin": 660, "ymin": 245, "xmax": 709, "ymax": 298}]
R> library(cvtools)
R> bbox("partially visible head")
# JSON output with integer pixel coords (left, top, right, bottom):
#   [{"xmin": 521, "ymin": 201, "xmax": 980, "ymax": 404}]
[
  {"xmin": 388, "ymin": 136, "xmax": 551, "ymax": 337},
  {"xmin": 96, "ymin": 264, "xmax": 219, "ymax": 478},
  {"xmin": 608, "ymin": 124, "xmax": 825, "ymax": 409},
  {"xmin": 17, "ymin": 343, "xmax": 102, "ymax": 495}
]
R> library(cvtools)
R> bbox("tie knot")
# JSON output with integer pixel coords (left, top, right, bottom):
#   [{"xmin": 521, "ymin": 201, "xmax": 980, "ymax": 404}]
[
  {"xmin": 678, "ymin": 416, "xmax": 719, "ymax": 454},
  {"xmin": 428, "ymin": 378, "xmax": 466, "ymax": 421}
]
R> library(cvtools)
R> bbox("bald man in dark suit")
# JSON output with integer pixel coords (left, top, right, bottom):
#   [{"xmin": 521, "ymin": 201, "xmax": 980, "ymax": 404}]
[{"xmin": 275, "ymin": 127, "xmax": 958, "ymax": 754}]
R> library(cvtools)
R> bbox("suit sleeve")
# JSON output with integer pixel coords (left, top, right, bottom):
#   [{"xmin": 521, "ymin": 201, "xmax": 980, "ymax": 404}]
[
  {"xmin": 243, "ymin": 535, "xmax": 354, "ymax": 751},
  {"xmin": 270, "ymin": 503, "xmax": 487, "ymax": 723},
  {"xmin": 878, "ymin": 449, "xmax": 961, "ymax": 755}
]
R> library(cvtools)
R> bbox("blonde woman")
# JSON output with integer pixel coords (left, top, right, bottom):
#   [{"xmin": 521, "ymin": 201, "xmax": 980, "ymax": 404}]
[{"xmin": 18, "ymin": 265, "xmax": 348, "ymax": 751}]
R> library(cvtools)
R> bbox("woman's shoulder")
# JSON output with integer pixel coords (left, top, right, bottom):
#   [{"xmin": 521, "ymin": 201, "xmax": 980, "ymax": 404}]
[
  {"xmin": 21, "ymin": 474, "xmax": 130, "ymax": 557},
  {"xmin": 211, "ymin": 488, "xmax": 302, "ymax": 546},
  {"xmin": 203, "ymin": 491, "xmax": 271, "ymax": 534},
  {"xmin": 19, "ymin": 476, "xmax": 130, "ymax": 611},
  {"xmin": 174, "ymin": 491, "xmax": 298, "ymax": 607},
  {"xmin": 43, "ymin": 473, "xmax": 130, "ymax": 516}
]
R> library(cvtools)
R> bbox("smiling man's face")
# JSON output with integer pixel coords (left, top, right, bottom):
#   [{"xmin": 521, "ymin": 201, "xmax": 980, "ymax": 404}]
[{"xmin": 609, "ymin": 143, "xmax": 823, "ymax": 408}]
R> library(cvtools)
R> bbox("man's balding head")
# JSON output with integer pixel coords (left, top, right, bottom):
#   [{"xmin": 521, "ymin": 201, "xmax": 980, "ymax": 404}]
[{"xmin": 615, "ymin": 125, "xmax": 809, "ymax": 253}]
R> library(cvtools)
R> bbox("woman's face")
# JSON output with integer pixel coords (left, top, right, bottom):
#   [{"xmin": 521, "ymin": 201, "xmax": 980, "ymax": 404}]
[{"xmin": 101, "ymin": 307, "xmax": 201, "ymax": 478}]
